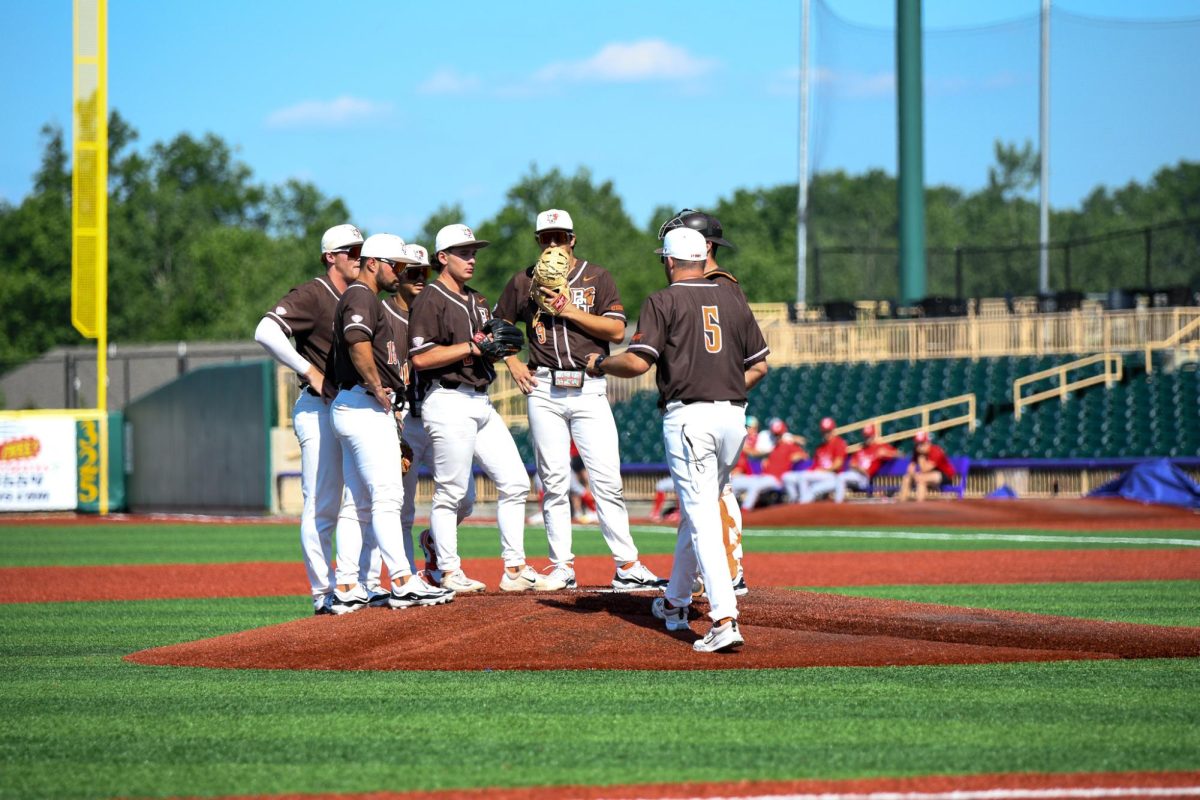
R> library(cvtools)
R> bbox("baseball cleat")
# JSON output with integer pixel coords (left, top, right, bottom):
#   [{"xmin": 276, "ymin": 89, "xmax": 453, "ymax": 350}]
[
  {"xmin": 438, "ymin": 569, "xmax": 487, "ymax": 594},
  {"xmin": 330, "ymin": 585, "xmax": 369, "ymax": 615},
  {"xmin": 611, "ymin": 561, "xmax": 668, "ymax": 592},
  {"xmin": 313, "ymin": 594, "xmax": 334, "ymax": 616},
  {"xmin": 366, "ymin": 587, "xmax": 392, "ymax": 607},
  {"xmin": 651, "ymin": 597, "xmax": 691, "ymax": 632},
  {"xmin": 389, "ymin": 574, "xmax": 455, "ymax": 608},
  {"xmin": 499, "ymin": 564, "xmax": 539, "ymax": 592},
  {"xmin": 691, "ymin": 576, "xmax": 705, "ymax": 597},
  {"xmin": 732, "ymin": 566, "xmax": 749, "ymax": 597},
  {"xmin": 693, "ymin": 619, "xmax": 744, "ymax": 653},
  {"xmin": 418, "ymin": 529, "xmax": 438, "ymax": 572},
  {"xmin": 533, "ymin": 564, "xmax": 576, "ymax": 591}
]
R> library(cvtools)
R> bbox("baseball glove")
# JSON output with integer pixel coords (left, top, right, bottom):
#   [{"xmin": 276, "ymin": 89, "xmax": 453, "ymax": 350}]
[
  {"xmin": 476, "ymin": 318, "xmax": 525, "ymax": 361},
  {"xmin": 400, "ymin": 440, "xmax": 414, "ymax": 475},
  {"xmin": 529, "ymin": 245, "xmax": 571, "ymax": 326}
]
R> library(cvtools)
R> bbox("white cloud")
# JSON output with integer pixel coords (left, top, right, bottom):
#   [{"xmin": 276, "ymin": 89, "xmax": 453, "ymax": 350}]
[
  {"xmin": 265, "ymin": 96, "xmax": 393, "ymax": 130},
  {"xmin": 535, "ymin": 39, "xmax": 717, "ymax": 83},
  {"xmin": 418, "ymin": 68, "xmax": 482, "ymax": 95}
]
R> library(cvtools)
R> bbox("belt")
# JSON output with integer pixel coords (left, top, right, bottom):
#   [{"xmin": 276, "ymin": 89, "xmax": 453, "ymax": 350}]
[
  {"xmin": 304, "ymin": 386, "xmax": 321, "ymax": 398},
  {"xmin": 439, "ymin": 379, "xmax": 486, "ymax": 393},
  {"xmin": 680, "ymin": 399, "xmax": 746, "ymax": 407}
]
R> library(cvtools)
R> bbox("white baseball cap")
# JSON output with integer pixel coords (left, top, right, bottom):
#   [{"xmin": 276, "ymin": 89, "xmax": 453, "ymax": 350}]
[
  {"xmin": 320, "ymin": 223, "xmax": 364, "ymax": 253},
  {"xmin": 535, "ymin": 208, "xmax": 574, "ymax": 232},
  {"xmin": 656, "ymin": 227, "xmax": 707, "ymax": 260},
  {"xmin": 361, "ymin": 233, "xmax": 419, "ymax": 264},
  {"xmin": 434, "ymin": 223, "xmax": 490, "ymax": 254},
  {"xmin": 402, "ymin": 243, "xmax": 430, "ymax": 267}
]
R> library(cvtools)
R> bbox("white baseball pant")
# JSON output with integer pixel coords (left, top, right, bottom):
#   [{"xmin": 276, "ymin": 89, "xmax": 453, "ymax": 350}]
[
  {"xmin": 330, "ymin": 387, "xmax": 412, "ymax": 587},
  {"xmin": 731, "ymin": 473, "xmax": 782, "ymax": 511},
  {"xmin": 783, "ymin": 470, "xmax": 839, "ymax": 503},
  {"xmin": 527, "ymin": 368, "xmax": 638, "ymax": 567},
  {"xmin": 292, "ymin": 391, "xmax": 342, "ymax": 601},
  {"xmin": 835, "ymin": 470, "xmax": 870, "ymax": 502},
  {"xmin": 422, "ymin": 385, "xmax": 530, "ymax": 572},
  {"xmin": 661, "ymin": 400, "xmax": 746, "ymax": 623},
  {"xmin": 400, "ymin": 408, "xmax": 475, "ymax": 567}
]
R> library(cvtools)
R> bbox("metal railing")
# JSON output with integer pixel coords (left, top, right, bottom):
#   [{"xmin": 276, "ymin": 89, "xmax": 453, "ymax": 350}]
[
  {"xmin": 1013, "ymin": 353, "xmax": 1123, "ymax": 421},
  {"xmin": 833, "ymin": 394, "xmax": 977, "ymax": 454}
]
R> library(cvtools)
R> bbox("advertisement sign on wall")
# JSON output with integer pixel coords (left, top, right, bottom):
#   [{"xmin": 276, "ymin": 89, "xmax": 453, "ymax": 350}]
[{"xmin": 0, "ymin": 417, "xmax": 79, "ymax": 511}]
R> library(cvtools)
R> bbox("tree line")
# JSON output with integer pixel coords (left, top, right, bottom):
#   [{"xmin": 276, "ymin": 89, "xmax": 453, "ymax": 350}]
[{"xmin": 2, "ymin": 114, "xmax": 1197, "ymax": 371}]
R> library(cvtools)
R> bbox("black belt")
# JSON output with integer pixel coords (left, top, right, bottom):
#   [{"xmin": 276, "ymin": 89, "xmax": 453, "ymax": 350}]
[
  {"xmin": 304, "ymin": 386, "xmax": 321, "ymax": 398},
  {"xmin": 439, "ymin": 379, "xmax": 486, "ymax": 393},
  {"xmin": 680, "ymin": 399, "xmax": 746, "ymax": 407}
]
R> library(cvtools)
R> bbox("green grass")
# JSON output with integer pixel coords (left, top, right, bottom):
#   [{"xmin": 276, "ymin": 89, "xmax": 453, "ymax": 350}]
[
  {"xmin": 1, "ymin": 596, "xmax": 1197, "ymax": 799},
  {"xmin": 2, "ymin": 523, "xmax": 1196, "ymax": 567},
  {"xmin": 815, "ymin": 580, "xmax": 1200, "ymax": 627}
]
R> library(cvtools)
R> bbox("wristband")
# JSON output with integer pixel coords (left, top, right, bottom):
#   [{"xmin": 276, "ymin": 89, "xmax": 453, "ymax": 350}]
[{"xmin": 592, "ymin": 355, "xmax": 607, "ymax": 375}]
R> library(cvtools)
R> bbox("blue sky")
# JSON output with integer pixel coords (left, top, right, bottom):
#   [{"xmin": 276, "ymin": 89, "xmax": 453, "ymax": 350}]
[{"xmin": 2, "ymin": 0, "xmax": 1198, "ymax": 241}]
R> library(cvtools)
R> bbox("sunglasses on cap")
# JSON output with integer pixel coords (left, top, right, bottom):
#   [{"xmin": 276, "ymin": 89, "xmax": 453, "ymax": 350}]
[{"xmin": 400, "ymin": 266, "xmax": 429, "ymax": 280}]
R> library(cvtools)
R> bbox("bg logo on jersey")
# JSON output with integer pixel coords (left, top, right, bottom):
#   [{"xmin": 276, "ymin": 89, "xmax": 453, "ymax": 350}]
[{"xmin": 569, "ymin": 286, "xmax": 596, "ymax": 313}]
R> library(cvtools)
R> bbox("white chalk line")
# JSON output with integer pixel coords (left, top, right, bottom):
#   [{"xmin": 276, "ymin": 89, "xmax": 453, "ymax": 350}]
[
  {"xmin": 630, "ymin": 527, "xmax": 1200, "ymax": 548},
  {"xmin": 603, "ymin": 786, "xmax": 1200, "ymax": 800}
]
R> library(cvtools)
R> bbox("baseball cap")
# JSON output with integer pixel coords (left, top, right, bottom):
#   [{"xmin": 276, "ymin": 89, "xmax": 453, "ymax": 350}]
[
  {"xmin": 657, "ymin": 228, "xmax": 707, "ymax": 260},
  {"xmin": 863, "ymin": 424, "xmax": 877, "ymax": 438},
  {"xmin": 535, "ymin": 208, "xmax": 574, "ymax": 232},
  {"xmin": 746, "ymin": 416, "xmax": 759, "ymax": 428},
  {"xmin": 769, "ymin": 417, "xmax": 787, "ymax": 435},
  {"xmin": 361, "ymin": 233, "xmax": 419, "ymax": 264},
  {"xmin": 321, "ymin": 224, "xmax": 365, "ymax": 253},
  {"xmin": 657, "ymin": 208, "xmax": 735, "ymax": 250},
  {"xmin": 914, "ymin": 430, "xmax": 930, "ymax": 444},
  {"xmin": 402, "ymin": 243, "xmax": 430, "ymax": 267},
  {"xmin": 435, "ymin": 223, "xmax": 490, "ymax": 254},
  {"xmin": 819, "ymin": 417, "xmax": 836, "ymax": 432}
]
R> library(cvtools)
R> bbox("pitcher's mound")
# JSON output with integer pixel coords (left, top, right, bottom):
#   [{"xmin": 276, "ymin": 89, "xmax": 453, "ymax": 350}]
[{"xmin": 125, "ymin": 588, "xmax": 1200, "ymax": 672}]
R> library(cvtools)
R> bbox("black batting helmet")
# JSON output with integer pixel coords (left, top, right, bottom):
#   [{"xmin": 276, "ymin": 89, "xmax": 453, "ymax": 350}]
[{"xmin": 657, "ymin": 208, "xmax": 735, "ymax": 250}]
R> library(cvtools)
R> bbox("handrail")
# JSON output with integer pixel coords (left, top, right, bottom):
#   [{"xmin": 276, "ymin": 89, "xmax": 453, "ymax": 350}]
[
  {"xmin": 1144, "ymin": 314, "xmax": 1200, "ymax": 374},
  {"xmin": 1013, "ymin": 353, "xmax": 1123, "ymax": 421},
  {"xmin": 834, "ymin": 394, "xmax": 976, "ymax": 453}
]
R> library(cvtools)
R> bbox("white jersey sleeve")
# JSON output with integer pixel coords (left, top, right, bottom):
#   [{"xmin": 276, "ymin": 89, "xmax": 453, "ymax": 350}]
[{"xmin": 255, "ymin": 316, "xmax": 312, "ymax": 376}]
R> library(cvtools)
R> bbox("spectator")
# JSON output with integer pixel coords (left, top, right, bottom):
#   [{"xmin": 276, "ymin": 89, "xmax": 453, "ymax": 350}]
[
  {"xmin": 835, "ymin": 424, "xmax": 899, "ymax": 502},
  {"xmin": 730, "ymin": 427, "xmax": 778, "ymax": 512},
  {"xmin": 898, "ymin": 430, "xmax": 957, "ymax": 502},
  {"xmin": 783, "ymin": 417, "xmax": 846, "ymax": 503},
  {"xmin": 756, "ymin": 423, "xmax": 808, "ymax": 500}
]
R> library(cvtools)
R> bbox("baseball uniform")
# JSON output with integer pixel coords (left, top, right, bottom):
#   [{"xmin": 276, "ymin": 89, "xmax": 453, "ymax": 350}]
[
  {"xmin": 836, "ymin": 440, "xmax": 897, "ymax": 501},
  {"xmin": 408, "ymin": 281, "xmax": 531, "ymax": 582},
  {"xmin": 784, "ymin": 434, "xmax": 847, "ymax": 503},
  {"xmin": 625, "ymin": 277, "xmax": 769, "ymax": 625},
  {"xmin": 495, "ymin": 260, "xmax": 658, "ymax": 589}
]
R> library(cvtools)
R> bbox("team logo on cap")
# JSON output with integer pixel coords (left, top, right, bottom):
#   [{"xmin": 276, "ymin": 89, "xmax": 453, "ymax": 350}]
[
  {"xmin": 461, "ymin": 226, "xmax": 474, "ymax": 238},
  {"xmin": 546, "ymin": 212, "xmax": 559, "ymax": 224}
]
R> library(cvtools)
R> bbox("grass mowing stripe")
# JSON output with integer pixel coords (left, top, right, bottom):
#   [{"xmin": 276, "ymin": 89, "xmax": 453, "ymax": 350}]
[
  {"xmin": 811, "ymin": 581, "xmax": 1200, "ymax": 628},
  {"xmin": 1, "ymin": 597, "xmax": 1198, "ymax": 799},
  {"xmin": 736, "ymin": 529, "xmax": 1200, "ymax": 548},
  {"xmin": 5, "ymin": 524, "xmax": 1198, "ymax": 568}
]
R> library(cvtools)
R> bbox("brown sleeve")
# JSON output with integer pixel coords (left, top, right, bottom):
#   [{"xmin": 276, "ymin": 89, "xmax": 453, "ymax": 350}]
[
  {"xmin": 493, "ymin": 271, "xmax": 528, "ymax": 326},
  {"xmin": 593, "ymin": 268, "xmax": 625, "ymax": 320},
  {"xmin": 265, "ymin": 282, "xmax": 320, "ymax": 337},
  {"xmin": 627, "ymin": 293, "xmax": 666, "ymax": 363},
  {"xmin": 407, "ymin": 290, "xmax": 443, "ymax": 355}
]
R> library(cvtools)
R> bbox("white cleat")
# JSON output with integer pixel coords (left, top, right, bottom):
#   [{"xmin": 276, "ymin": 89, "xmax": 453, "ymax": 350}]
[
  {"xmin": 693, "ymin": 620, "xmax": 745, "ymax": 653},
  {"xmin": 651, "ymin": 597, "xmax": 691, "ymax": 632},
  {"xmin": 437, "ymin": 569, "xmax": 487, "ymax": 594},
  {"xmin": 389, "ymin": 574, "xmax": 455, "ymax": 608},
  {"xmin": 533, "ymin": 564, "xmax": 577, "ymax": 591},
  {"xmin": 499, "ymin": 564, "xmax": 539, "ymax": 592}
]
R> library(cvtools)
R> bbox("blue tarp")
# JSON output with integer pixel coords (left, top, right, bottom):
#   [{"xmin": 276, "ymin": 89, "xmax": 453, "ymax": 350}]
[
  {"xmin": 987, "ymin": 485, "xmax": 1019, "ymax": 499},
  {"xmin": 1088, "ymin": 458, "xmax": 1200, "ymax": 510}
]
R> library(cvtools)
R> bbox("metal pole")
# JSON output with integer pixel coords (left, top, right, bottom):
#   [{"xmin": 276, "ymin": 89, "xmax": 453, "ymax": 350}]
[
  {"xmin": 897, "ymin": 0, "xmax": 927, "ymax": 305},
  {"xmin": 797, "ymin": 0, "xmax": 811, "ymax": 310},
  {"xmin": 1038, "ymin": 0, "xmax": 1051, "ymax": 293}
]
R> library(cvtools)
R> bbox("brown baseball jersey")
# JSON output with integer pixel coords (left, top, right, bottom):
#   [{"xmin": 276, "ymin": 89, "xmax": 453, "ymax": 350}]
[
  {"xmin": 494, "ymin": 259, "xmax": 625, "ymax": 370},
  {"xmin": 262, "ymin": 276, "xmax": 341, "ymax": 392},
  {"xmin": 706, "ymin": 268, "xmax": 745, "ymax": 295},
  {"xmin": 626, "ymin": 278, "xmax": 769, "ymax": 406},
  {"xmin": 332, "ymin": 283, "xmax": 405, "ymax": 394},
  {"xmin": 408, "ymin": 280, "xmax": 496, "ymax": 391},
  {"xmin": 384, "ymin": 295, "xmax": 419, "ymax": 408}
]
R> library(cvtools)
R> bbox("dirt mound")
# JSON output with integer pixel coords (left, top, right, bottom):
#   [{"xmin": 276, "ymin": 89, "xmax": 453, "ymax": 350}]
[{"xmin": 126, "ymin": 588, "xmax": 1200, "ymax": 672}]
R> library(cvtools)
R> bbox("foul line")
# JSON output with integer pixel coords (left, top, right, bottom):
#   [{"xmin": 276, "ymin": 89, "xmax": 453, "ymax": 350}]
[
  {"xmin": 631, "ymin": 527, "xmax": 1200, "ymax": 548},
  {"xmin": 610, "ymin": 787, "xmax": 1200, "ymax": 800}
]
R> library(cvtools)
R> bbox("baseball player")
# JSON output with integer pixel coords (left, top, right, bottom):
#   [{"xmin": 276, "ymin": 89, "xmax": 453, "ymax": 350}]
[
  {"xmin": 254, "ymin": 223, "xmax": 365, "ymax": 615},
  {"xmin": 783, "ymin": 417, "xmax": 847, "ymax": 503},
  {"xmin": 586, "ymin": 227, "xmax": 769, "ymax": 653},
  {"xmin": 494, "ymin": 208, "xmax": 664, "ymax": 592},
  {"xmin": 408, "ymin": 223, "xmax": 536, "ymax": 594},
  {"xmin": 899, "ymin": 430, "xmax": 957, "ymax": 502},
  {"xmin": 657, "ymin": 209, "xmax": 750, "ymax": 596},
  {"xmin": 835, "ymin": 424, "xmax": 898, "ymax": 502},
  {"xmin": 328, "ymin": 233, "xmax": 454, "ymax": 613}
]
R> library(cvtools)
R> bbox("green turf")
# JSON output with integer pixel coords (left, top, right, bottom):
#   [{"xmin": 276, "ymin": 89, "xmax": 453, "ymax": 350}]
[
  {"xmin": 2, "ymin": 522, "xmax": 1197, "ymax": 567},
  {"xmin": 0, "ymin": 596, "xmax": 1197, "ymax": 799},
  {"xmin": 814, "ymin": 580, "xmax": 1200, "ymax": 627}
]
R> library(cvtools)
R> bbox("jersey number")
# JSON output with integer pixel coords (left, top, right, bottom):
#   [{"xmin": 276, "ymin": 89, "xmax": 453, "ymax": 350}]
[
  {"xmin": 386, "ymin": 341, "xmax": 399, "ymax": 366},
  {"xmin": 702, "ymin": 306, "xmax": 722, "ymax": 353}
]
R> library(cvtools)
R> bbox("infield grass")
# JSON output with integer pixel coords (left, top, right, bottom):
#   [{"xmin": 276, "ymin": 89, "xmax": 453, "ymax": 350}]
[
  {"xmin": 1, "ymin": 594, "xmax": 1198, "ymax": 800},
  {"xmin": 0, "ymin": 522, "xmax": 1197, "ymax": 566}
]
